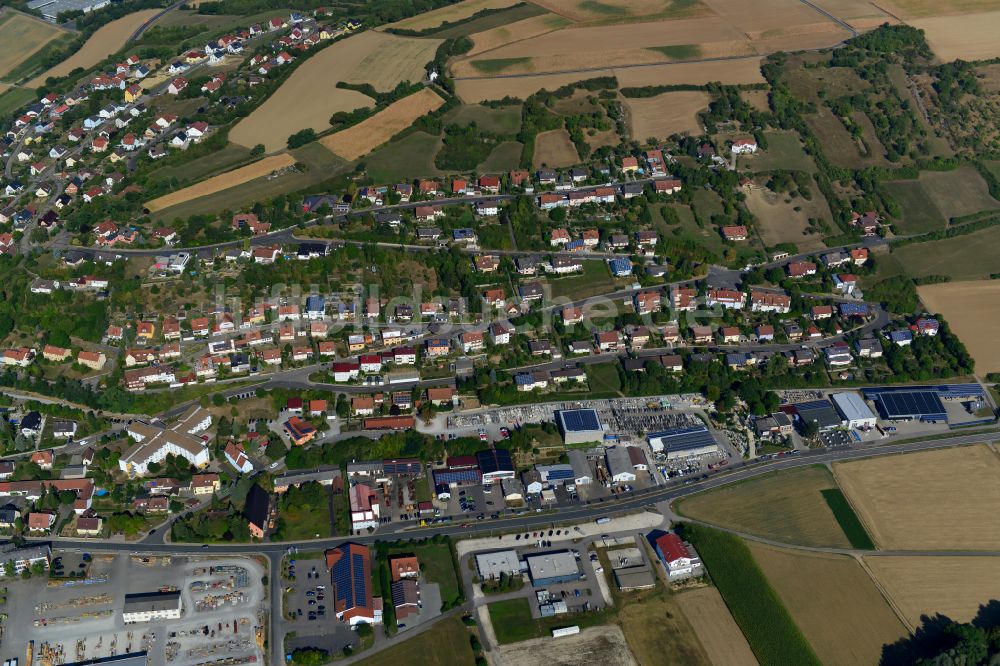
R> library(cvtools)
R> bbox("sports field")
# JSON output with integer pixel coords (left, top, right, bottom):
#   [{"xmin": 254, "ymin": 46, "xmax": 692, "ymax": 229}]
[
  {"xmin": 383, "ymin": 0, "xmax": 518, "ymax": 31},
  {"xmin": 834, "ymin": 444, "xmax": 1000, "ymax": 550},
  {"xmin": 866, "ymin": 556, "xmax": 1000, "ymax": 627},
  {"xmin": 675, "ymin": 587, "xmax": 758, "ymax": 666},
  {"xmin": 144, "ymin": 153, "xmax": 296, "ymax": 212},
  {"xmin": 320, "ymin": 88, "xmax": 445, "ymax": 161},
  {"xmin": 749, "ymin": 543, "xmax": 908, "ymax": 666},
  {"xmin": 918, "ymin": 281, "xmax": 1000, "ymax": 373},
  {"xmin": 625, "ymin": 90, "xmax": 708, "ymax": 140},
  {"xmin": 532, "ymin": 129, "xmax": 578, "ymax": 168},
  {"xmin": 0, "ymin": 11, "xmax": 66, "ymax": 82},
  {"xmin": 27, "ymin": 9, "xmax": 161, "ymax": 86},
  {"xmin": 676, "ymin": 465, "xmax": 853, "ymax": 548}
]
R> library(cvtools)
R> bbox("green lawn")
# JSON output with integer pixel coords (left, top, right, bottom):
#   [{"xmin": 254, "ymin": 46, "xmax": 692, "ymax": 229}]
[
  {"xmin": 488, "ymin": 597, "xmax": 615, "ymax": 645},
  {"xmin": 680, "ymin": 524, "xmax": 821, "ymax": 666},
  {"xmin": 356, "ymin": 616, "xmax": 475, "ymax": 666},
  {"xmin": 292, "ymin": 141, "xmax": 348, "ymax": 173},
  {"xmin": 364, "ymin": 131, "xmax": 445, "ymax": 183},
  {"xmin": 548, "ymin": 260, "xmax": 620, "ymax": 299},
  {"xmin": 820, "ymin": 489, "xmax": 875, "ymax": 550},
  {"xmin": 739, "ymin": 130, "xmax": 817, "ymax": 173},
  {"xmin": 586, "ymin": 362, "xmax": 622, "ymax": 394},
  {"xmin": 387, "ymin": 542, "xmax": 461, "ymax": 607},
  {"xmin": 446, "ymin": 104, "xmax": 522, "ymax": 136},
  {"xmin": 271, "ymin": 483, "xmax": 332, "ymax": 541}
]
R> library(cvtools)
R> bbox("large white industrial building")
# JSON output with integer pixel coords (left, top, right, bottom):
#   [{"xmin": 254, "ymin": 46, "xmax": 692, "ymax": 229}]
[{"xmin": 831, "ymin": 392, "xmax": 878, "ymax": 429}]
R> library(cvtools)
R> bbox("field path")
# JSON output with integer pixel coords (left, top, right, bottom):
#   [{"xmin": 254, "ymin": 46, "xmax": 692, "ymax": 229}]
[{"xmin": 856, "ymin": 555, "xmax": 916, "ymax": 633}]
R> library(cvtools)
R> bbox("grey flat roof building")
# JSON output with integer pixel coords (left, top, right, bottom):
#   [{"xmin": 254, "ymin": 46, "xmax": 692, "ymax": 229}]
[
  {"xmin": 555, "ymin": 408, "xmax": 604, "ymax": 445},
  {"xmin": 525, "ymin": 551, "xmax": 580, "ymax": 586},
  {"xmin": 475, "ymin": 550, "xmax": 520, "ymax": 580}
]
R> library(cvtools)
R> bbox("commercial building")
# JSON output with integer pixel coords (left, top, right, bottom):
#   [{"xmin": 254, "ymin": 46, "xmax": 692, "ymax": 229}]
[
  {"xmin": 653, "ymin": 533, "xmax": 702, "ymax": 580},
  {"xmin": 476, "ymin": 448, "xmax": 515, "ymax": 484},
  {"xmin": 567, "ymin": 450, "xmax": 592, "ymax": 485},
  {"xmin": 536, "ymin": 464, "xmax": 574, "ymax": 484},
  {"xmin": 122, "ymin": 590, "xmax": 182, "ymax": 623},
  {"xmin": 647, "ymin": 425, "xmax": 718, "ymax": 459},
  {"xmin": 525, "ymin": 551, "xmax": 580, "ymax": 587},
  {"xmin": 788, "ymin": 399, "xmax": 843, "ymax": 432},
  {"xmin": 0, "ymin": 543, "xmax": 50, "ymax": 576},
  {"xmin": 119, "ymin": 423, "xmax": 209, "ymax": 478},
  {"xmin": 555, "ymin": 408, "xmax": 604, "ymax": 445},
  {"xmin": 863, "ymin": 387, "xmax": 948, "ymax": 422},
  {"xmin": 327, "ymin": 543, "xmax": 381, "ymax": 625},
  {"xmin": 831, "ymin": 392, "xmax": 878, "ymax": 429},
  {"xmin": 475, "ymin": 550, "xmax": 520, "ymax": 580},
  {"xmin": 604, "ymin": 447, "xmax": 637, "ymax": 484},
  {"xmin": 349, "ymin": 484, "xmax": 380, "ymax": 530}
]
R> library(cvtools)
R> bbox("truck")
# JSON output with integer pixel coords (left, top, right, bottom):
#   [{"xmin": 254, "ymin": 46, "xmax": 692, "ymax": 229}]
[{"xmin": 595, "ymin": 517, "xmax": 610, "ymax": 525}]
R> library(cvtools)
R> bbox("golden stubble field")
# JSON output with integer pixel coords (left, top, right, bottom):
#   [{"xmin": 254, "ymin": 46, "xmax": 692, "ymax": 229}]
[
  {"xmin": 866, "ymin": 556, "xmax": 1000, "ymax": 626},
  {"xmin": 144, "ymin": 153, "xmax": 296, "ymax": 212},
  {"xmin": 0, "ymin": 10, "xmax": 67, "ymax": 81},
  {"xmin": 383, "ymin": 0, "xmax": 517, "ymax": 31},
  {"xmin": 749, "ymin": 543, "xmax": 908, "ymax": 666},
  {"xmin": 532, "ymin": 0, "xmax": 713, "ymax": 23},
  {"xmin": 834, "ymin": 444, "xmax": 1000, "ymax": 550},
  {"xmin": 320, "ymin": 88, "xmax": 444, "ymax": 160},
  {"xmin": 918, "ymin": 281, "xmax": 1000, "ymax": 373},
  {"xmin": 532, "ymin": 129, "xmax": 578, "ymax": 168},
  {"xmin": 911, "ymin": 11, "xmax": 1000, "ymax": 61},
  {"xmin": 26, "ymin": 9, "xmax": 160, "ymax": 86},
  {"xmin": 467, "ymin": 12, "xmax": 571, "ymax": 55},
  {"xmin": 675, "ymin": 587, "xmax": 758, "ymax": 666},
  {"xmin": 625, "ymin": 90, "xmax": 709, "ymax": 140},
  {"xmin": 677, "ymin": 465, "xmax": 853, "ymax": 548}
]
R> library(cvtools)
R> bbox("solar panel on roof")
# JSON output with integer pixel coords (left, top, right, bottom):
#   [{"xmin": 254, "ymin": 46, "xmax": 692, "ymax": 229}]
[
  {"xmin": 648, "ymin": 425, "xmax": 717, "ymax": 452},
  {"xmin": 559, "ymin": 409, "xmax": 601, "ymax": 431}
]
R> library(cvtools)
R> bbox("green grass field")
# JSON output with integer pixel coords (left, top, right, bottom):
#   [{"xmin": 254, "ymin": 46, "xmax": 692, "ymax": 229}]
[
  {"xmin": 147, "ymin": 143, "xmax": 254, "ymax": 185},
  {"xmin": 0, "ymin": 87, "xmax": 35, "ymax": 117},
  {"xmin": 548, "ymin": 260, "xmax": 619, "ymax": 298},
  {"xmin": 820, "ymin": 489, "xmax": 875, "ymax": 550},
  {"xmin": 892, "ymin": 224, "xmax": 1000, "ymax": 280},
  {"xmin": 647, "ymin": 44, "xmax": 701, "ymax": 60},
  {"xmin": 740, "ymin": 130, "xmax": 817, "ymax": 173},
  {"xmin": 364, "ymin": 131, "xmax": 445, "ymax": 183},
  {"xmin": 356, "ymin": 616, "xmax": 475, "ymax": 666},
  {"xmin": 425, "ymin": 2, "xmax": 549, "ymax": 38},
  {"xmin": 885, "ymin": 166, "xmax": 999, "ymax": 234},
  {"xmin": 680, "ymin": 524, "xmax": 822, "ymax": 666},
  {"xmin": 386, "ymin": 541, "xmax": 461, "ymax": 607},
  {"xmin": 586, "ymin": 362, "xmax": 622, "ymax": 395},
  {"xmin": 291, "ymin": 141, "xmax": 348, "ymax": 173},
  {"xmin": 446, "ymin": 104, "xmax": 522, "ymax": 135},
  {"xmin": 470, "ymin": 57, "xmax": 530, "ymax": 74},
  {"xmin": 477, "ymin": 141, "xmax": 522, "ymax": 173},
  {"xmin": 488, "ymin": 597, "xmax": 613, "ymax": 644}
]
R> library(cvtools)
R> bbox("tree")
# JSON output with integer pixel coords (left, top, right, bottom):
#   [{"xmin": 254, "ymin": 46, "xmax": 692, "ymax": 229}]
[
  {"xmin": 290, "ymin": 648, "xmax": 330, "ymax": 666},
  {"xmin": 287, "ymin": 129, "xmax": 317, "ymax": 149}
]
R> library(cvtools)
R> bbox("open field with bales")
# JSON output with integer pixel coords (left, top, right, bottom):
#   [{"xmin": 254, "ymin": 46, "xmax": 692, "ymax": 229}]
[
  {"xmin": 834, "ymin": 444, "xmax": 1000, "ymax": 550},
  {"xmin": 144, "ymin": 153, "xmax": 296, "ymax": 212},
  {"xmin": 676, "ymin": 465, "xmax": 853, "ymax": 548},
  {"xmin": 320, "ymin": 88, "xmax": 444, "ymax": 161},
  {"xmin": 675, "ymin": 587, "xmax": 758, "ymax": 666},
  {"xmin": 467, "ymin": 12, "xmax": 571, "ymax": 55},
  {"xmin": 918, "ymin": 281, "xmax": 1000, "ymax": 374},
  {"xmin": 26, "ymin": 9, "xmax": 161, "ymax": 86},
  {"xmin": 883, "ymin": 166, "xmax": 1000, "ymax": 233},
  {"xmin": 893, "ymin": 224, "xmax": 1000, "ymax": 281},
  {"xmin": 625, "ymin": 90, "xmax": 708, "ymax": 140},
  {"xmin": 865, "ymin": 556, "xmax": 1000, "ymax": 627},
  {"xmin": 382, "ymin": 0, "xmax": 518, "ymax": 31},
  {"xmin": 749, "ymin": 543, "xmax": 908, "ymax": 666},
  {"xmin": 533, "ymin": 129, "xmax": 578, "ymax": 168},
  {"xmin": 0, "ymin": 10, "xmax": 68, "ymax": 82},
  {"xmin": 745, "ymin": 179, "xmax": 830, "ymax": 253}
]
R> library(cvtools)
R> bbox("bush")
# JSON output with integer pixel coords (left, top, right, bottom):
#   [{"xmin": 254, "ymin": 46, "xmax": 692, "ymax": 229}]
[{"xmin": 287, "ymin": 129, "xmax": 317, "ymax": 149}]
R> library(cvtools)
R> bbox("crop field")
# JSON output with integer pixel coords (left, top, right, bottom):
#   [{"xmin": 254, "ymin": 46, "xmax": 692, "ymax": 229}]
[
  {"xmin": 914, "ymin": 11, "xmax": 1000, "ymax": 64},
  {"xmin": 740, "ymin": 131, "xmax": 817, "ymax": 173},
  {"xmin": 749, "ymin": 543, "xmax": 907, "ymax": 666},
  {"xmin": 0, "ymin": 11, "xmax": 66, "ymax": 82},
  {"xmin": 681, "ymin": 524, "xmax": 821, "ymax": 666},
  {"xmin": 618, "ymin": 590, "xmax": 710, "ymax": 666},
  {"xmin": 383, "ymin": 0, "xmax": 518, "ymax": 31},
  {"xmin": 320, "ymin": 88, "xmax": 445, "ymax": 161},
  {"xmin": 676, "ymin": 465, "xmax": 853, "ymax": 548},
  {"xmin": 865, "ymin": 556, "xmax": 1000, "ymax": 627},
  {"xmin": 358, "ymin": 616, "xmax": 474, "ymax": 666},
  {"xmin": 806, "ymin": 0, "xmax": 895, "ymax": 29},
  {"xmin": 744, "ymin": 179, "xmax": 830, "ymax": 253},
  {"xmin": 339, "ymin": 32, "xmax": 442, "ymax": 91},
  {"xmin": 884, "ymin": 166, "xmax": 1000, "ymax": 233},
  {"xmin": 820, "ymin": 489, "xmax": 875, "ymax": 549},
  {"xmin": 467, "ymin": 12, "xmax": 572, "ymax": 55},
  {"xmin": 918, "ymin": 281, "xmax": 1000, "ymax": 373},
  {"xmin": 148, "ymin": 143, "xmax": 254, "ymax": 186},
  {"xmin": 144, "ymin": 153, "xmax": 296, "ymax": 212},
  {"xmin": 894, "ymin": 224, "xmax": 1000, "ymax": 280},
  {"xmin": 675, "ymin": 587, "xmax": 758, "ymax": 666},
  {"xmin": 878, "ymin": 0, "xmax": 1000, "ymax": 18},
  {"xmin": 533, "ymin": 0, "xmax": 712, "ymax": 23},
  {"xmin": 429, "ymin": 2, "xmax": 550, "ymax": 39},
  {"xmin": 363, "ymin": 131, "xmax": 446, "ymax": 183},
  {"xmin": 445, "ymin": 103, "xmax": 521, "ymax": 134},
  {"xmin": 834, "ymin": 444, "xmax": 1000, "ymax": 550},
  {"xmin": 26, "ymin": 9, "xmax": 161, "ymax": 86},
  {"xmin": 533, "ymin": 129, "xmax": 579, "ymax": 168},
  {"xmin": 625, "ymin": 90, "xmax": 708, "ymax": 140}
]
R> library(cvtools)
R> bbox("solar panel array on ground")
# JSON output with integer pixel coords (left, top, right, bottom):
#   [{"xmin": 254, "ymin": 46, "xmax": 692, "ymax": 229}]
[
  {"xmin": 647, "ymin": 425, "xmax": 716, "ymax": 453},
  {"xmin": 867, "ymin": 389, "xmax": 946, "ymax": 421},
  {"xmin": 558, "ymin": 408, "xmax": 602, "ymax": 432}
]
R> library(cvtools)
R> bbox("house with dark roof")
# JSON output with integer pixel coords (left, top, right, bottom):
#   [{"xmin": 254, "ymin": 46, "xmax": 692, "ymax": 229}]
[{"xmin": 244, "ymin": 484, "xmax": 270, "ymax": 539}]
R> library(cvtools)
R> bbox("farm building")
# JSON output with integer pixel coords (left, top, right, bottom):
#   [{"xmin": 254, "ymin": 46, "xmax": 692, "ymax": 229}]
[
  {"xmin": 526, "ymin": 551, "xmax": 580, "ymax": 587},
  {"xmin": 555, "ymin": 409, "xmax": 604, "ymax": 445},
  {"xmin": 647, "ymin": 425, "xmax": 718, "ymax": 459},
  {"xmin": 831, "ymin": 392, "xmax": 878, "ymax": 429}
]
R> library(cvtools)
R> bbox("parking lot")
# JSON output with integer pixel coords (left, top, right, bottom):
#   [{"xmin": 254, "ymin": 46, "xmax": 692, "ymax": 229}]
[{"xmin": 281, "ymin": 554, "xmax": 361, "ymax": 657}]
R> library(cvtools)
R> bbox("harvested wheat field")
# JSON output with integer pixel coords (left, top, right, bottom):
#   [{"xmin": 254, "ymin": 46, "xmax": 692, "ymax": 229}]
[
  {"xmin": 26, "ymin": 9, "xmax": 160, "ymax": 86},
  {"xmin": 676, "ymin": 587, "xmax": 758, "ymax": 666},
  {"xmin": 467, "ymin": 12, "xmax": 572, "ymax": 55},
  {"xmin": 834, "ymin": 444, "xmax": 1000, "ymax": 551},
  {"xmin": 677, "ymin": 465, "xmax": 852, "ymax": 548},
  {"xmin": 497, "ymin": 625, "xmax": 638, "ymax": 666},
  {"xmin": 338, "ymin": 31, "xmax": 442, "ymax": 91},
  {"xmin": 878, "ymin": 0, "xmax": 1000, "ymax": 18},
  {"xmin": 532, "ymin": 0, "xmax": 712, "ymax": 23},
  {"xmin": 805, "ymin": 0, "xmax": 896, "ymax": 28},
  {"xmin": 0, "ymin": 11, "xmax": 66, "ymax": 81},
  {"xmin": 626, "ymin": 90, "xmax": 708, "ymax": 140},
  {"xmin": 866, "ymin": 556, "xmax": 1000, "ymax": 627},
  {"xmin": 320, "ymin": 88, "xmax": 444, "ymax": 161},
  {"xmin": 144, "ymin": 153, "xmax": 295, "ymax": 212},
  {"xmin": 533, "ymin": 129, "xmax": 579, "ymax": 168},
  {"xmin": 749, "ymin": 543, "xmax": 907, "ymax": 666},
  {"xmin": 911, "ymin": 11, "xmax": 1000, "ymax": 61},
  {"xmin": 384, "ymin": 0, "xmax": 517, "ymax": 31},
  {"xmin": 918, "ymin": 281, "xmax": 1000, "ymax": 373}
]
